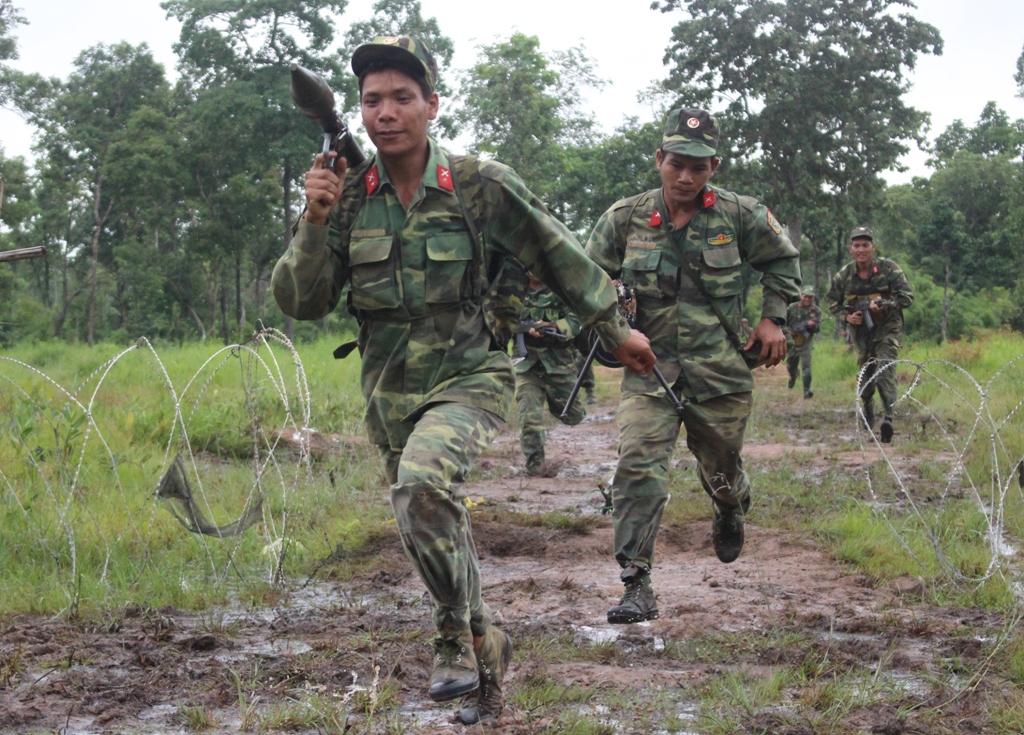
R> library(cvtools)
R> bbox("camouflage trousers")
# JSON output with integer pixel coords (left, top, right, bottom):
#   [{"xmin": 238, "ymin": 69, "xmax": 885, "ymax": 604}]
[
  {"xmin": 379, "ymin": 402, "xmax": 504, "ymax": 637},
  {"xmin": 857, "ymin": 334, "xmax": 900, "ymax": 423},
  {"xmin": 515, "ymin": 366, "xmax": 586, "ymax": 465},
  {"xmin": 787, "ymin": 341, "xmax": 815, "ymax": 392},
  {"xmin": 612, "ymin": 390, "xmax": 753, "ymax": 576}
]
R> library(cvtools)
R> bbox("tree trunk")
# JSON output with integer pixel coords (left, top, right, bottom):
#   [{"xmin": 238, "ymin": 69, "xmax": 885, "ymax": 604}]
[
  {"xmin": 184, "ymin": 301, "xmax": 206, "ymax": 340},
  {"xmin": 220, "ymin": 271, "xmax": 229, "ymax": 345},
  {"xmin": 282, "ymin": 156, "xmax": 295, "ymax": 340},
  {"xmin": 787, "ymin": 214, "xmax": 802, "ymax": 260},
  {"xmin": 941, "ymin": 259, "xmax": 951, "ymax": 343},
  {"xmin": 235, "ymin": 250, "xmax": 243, "ymax": 338},
  {"xmin": 86, "ymin": 171, "xmax": 114, "ymax": 347}
]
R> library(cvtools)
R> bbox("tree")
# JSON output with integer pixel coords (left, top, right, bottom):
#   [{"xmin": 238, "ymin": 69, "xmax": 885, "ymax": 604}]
[
  {"xmin": 653, "ymin": 0, "xmax": 942, "ymax": 256},
  {"xmin": 0, "ymin": 0, "xmax": 24, "ymax": 105},
  {"xmin": 24, "ymin": 42, "xmax": 170, "ymax": 344},
  {"xmin": 163, "ymin": 0, "xmax": 348, "ymax": 339},
  {"xmin": 458, "ymin": 33, "xmax": 603, "ymax": 202},
  {"xmin": 931, "ymin": 102, "xmax": 1024, "ymax": 166}
]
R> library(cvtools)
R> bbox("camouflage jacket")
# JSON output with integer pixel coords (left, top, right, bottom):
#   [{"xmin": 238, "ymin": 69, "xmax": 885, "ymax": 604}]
[
  {"xmin": 825, "ymin": 257, "xmax": 913, "ymax": 351},
  {"xmin": 514, "ymin": 285, "xmax": 581, "ymax": 377},
  {"xmin": 272, "ymin": 138, "xmax": 630, "ymax": 451},
  {"xmin": 586, "ymin": 186, "xmax": 801, "ymax": 402},
  {"xmin": 786, "ymin": 301, "xmax": 823, "ymax": 345}
]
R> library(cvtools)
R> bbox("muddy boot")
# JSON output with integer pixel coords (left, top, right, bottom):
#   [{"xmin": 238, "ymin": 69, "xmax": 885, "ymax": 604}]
[
  {"xmin": 458, "ymin": 626, "xmax": 513, "ymax": 725},
  {"xmin": 525, "ymin": 449, "xmax": 544, "ymax": 476},
  {"xmin": 607, "ymin": 566, "xmax": 658, "ymax": 624},
  {"xmin": 787, "ymin": 374, "xmax": 796, "ymax": 389},
  {"xmin": 804, "ymin": 390, "xmax": 813, "ymax": 399},
  {"xmin": 712, "ymin": 502, "xmax": 744, "ymax": 564},
  {"xmin": 586, "ymin": 387, "xmax": 597, "ymax": 405},
  {"xmin": 428, "ymin": 628, "xmax": 479, "ymax": 702},
  {"xmin": 880, "ymin": 418, "xmax": 894, "ymax": 444}
]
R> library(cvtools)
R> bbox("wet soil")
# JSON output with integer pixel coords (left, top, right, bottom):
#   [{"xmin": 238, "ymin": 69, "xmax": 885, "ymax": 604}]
[{"xmin": 0, "ymin": 367, "xmax": 1009, "ymax": 733}]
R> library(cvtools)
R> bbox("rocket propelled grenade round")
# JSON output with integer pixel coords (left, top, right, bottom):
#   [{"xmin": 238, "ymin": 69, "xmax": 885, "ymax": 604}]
[{"xmin": 289, "ymin": 63, "xmax": 366, "ymax": 169}]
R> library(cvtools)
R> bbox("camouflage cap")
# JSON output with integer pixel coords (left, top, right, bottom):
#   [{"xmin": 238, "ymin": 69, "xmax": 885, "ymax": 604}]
[
  {"xmin": 849, "ymin": 225, "xmax": 873, "ymax": 241},
  {"xmin": 351, "ymin": 36, "xmax": 438, "ymax": 92},
  {"xmin": 802, "ymin": 286, "xmax": 816, "ymax": 296},
  {"xmin": 662, "ymin": 108, "xmax": 720, "ymax": 157}
]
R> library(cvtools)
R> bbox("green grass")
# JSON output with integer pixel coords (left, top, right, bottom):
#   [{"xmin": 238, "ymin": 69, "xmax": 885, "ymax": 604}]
[{"xmin": 0, "ymin": 334, "xmax": 392, "ymax": 616}]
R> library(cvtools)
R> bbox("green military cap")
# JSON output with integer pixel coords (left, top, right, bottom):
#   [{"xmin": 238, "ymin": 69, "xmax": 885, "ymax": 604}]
[
  {"xmin": 802, "ymin": 286, "xmax": 816, "ymax": 296},
  {"xmin": 351, "ymin": 35, "xmax": 438, "ymax": 92},
  {"xmin": 849, "ymin": 225, "xmax": 873, "ymax": 241},
  {"xmin": 662, "ymin": 108, "xmax": 720, "ymax": 157}
]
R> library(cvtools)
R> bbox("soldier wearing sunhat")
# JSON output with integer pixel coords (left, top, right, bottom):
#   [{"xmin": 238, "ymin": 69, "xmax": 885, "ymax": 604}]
[
  {"xmin": 586, "ymin": 107, "xmax": 801, "ymax": 624},
  {"xmin": 273, "ymin": 36, "xmax": 656, "ymax": 722},
  {"xmin": 786, "ymin": 286, "xmax": 824, "ymax": 398},
  {"xmin": 825, "ymin": 226, "xmax": 913, "ymax": 442}
]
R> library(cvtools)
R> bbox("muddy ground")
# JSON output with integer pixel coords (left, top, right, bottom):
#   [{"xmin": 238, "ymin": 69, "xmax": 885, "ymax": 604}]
[{"xmin": 0, "ymin": 367, "xmax": 1014, "ymax": 734}]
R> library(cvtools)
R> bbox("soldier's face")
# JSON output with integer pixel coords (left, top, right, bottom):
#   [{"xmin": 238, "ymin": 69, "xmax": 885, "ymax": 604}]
[
  {"xmin": 849, "ymin": 237, "xmax": 875, "ymax": 265},
  {"xmin": 801, "ymin": 294, "xmax": 813, "ymax": 307},
  {"xmin": 360, "ymin": 69, "xmax": 438, "ymax": 161},
  {"xmin": 655, "ymin": 151, "xmax": 719, "ymax": 209}
]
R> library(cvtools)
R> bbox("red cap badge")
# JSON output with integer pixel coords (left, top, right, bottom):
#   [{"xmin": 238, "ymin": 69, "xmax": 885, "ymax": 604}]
[
  {"xmin": 365, "ymin": 165, "xmax": 380, "ymax": 195},
  {"xmin": 703, "ymin": 190, "xmax": 717, "ymax": 209},
  {"xmin": 649, "ymin": 210, "xmax": 662, "ymax": 227},
  {"xmin": 437, "ymin": 164, "xmax": 454, "ymax": 192}
]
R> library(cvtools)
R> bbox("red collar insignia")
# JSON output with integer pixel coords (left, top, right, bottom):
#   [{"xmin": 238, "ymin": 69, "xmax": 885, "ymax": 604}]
[
  {"xmin": 437, "ymin": 164, "xmax": 454, "ymax": 192},
  {"xmin": 649, "ymin": 210, "xmax": 662, "ymax": 227},
  {"xmin": 365, "ymin": 165, "xmax": 380, "ymax": 195},
  {"xmin": 872, "ymin": 265, "xmax": 879, "ymax": 274},
  {"xmin": 703, "ymin": 190, "xmax": 716, "ymax": 208}
]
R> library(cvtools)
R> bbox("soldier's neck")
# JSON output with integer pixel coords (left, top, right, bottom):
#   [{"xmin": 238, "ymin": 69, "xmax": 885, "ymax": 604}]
[
  {"xmin": 664, "ymin": 193, "xmax": 701, "ymax": 230},
  {"xmin": 379, "ymin": 143, "xmax": 430, "ymax": 209}
]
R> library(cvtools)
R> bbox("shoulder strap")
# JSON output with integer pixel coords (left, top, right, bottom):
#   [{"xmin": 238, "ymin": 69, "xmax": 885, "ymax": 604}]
[{"xmin": 449, "ymin": 153, "xmax": 486, "ymax": 299}]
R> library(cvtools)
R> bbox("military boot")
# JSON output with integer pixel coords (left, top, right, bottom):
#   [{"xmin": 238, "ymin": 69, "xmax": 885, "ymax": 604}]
[
  {"xmin": 586, "ymin": 387, "xmax": 597, "ymax": 405},
  {"xmin": 525, "ymin": 449, "xmax": 544, "ymax": 476},
  {"xmin": 428, "ymin": 628, "xmax": 479, "ymax": 702},
  {"xmin": 607, "ymin": 566, "xmax": 658, "ymax": 624},
  {"xmin": 712, "ymin": 502, "xmax": 744, "ymax": 564},
  {"xmin": 880, "ymin": 418, "xmax": 894, "ymax": 444},
  {"xmin": 458, "ymin": 626, "xmax": 514, "ymax": 725},
  {"xmin": 860, "ymin": 401, "xmax": 875, "ymax": 433},
  {"xmin": 787, "ymin": 374, "xmax": 796, "ymax": 389}
]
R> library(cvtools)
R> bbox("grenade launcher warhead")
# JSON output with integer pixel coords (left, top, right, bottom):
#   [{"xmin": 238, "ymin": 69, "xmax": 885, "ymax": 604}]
[{"xmin": 289, "ymin": 63, "xmax": 366, "ymax": 172}]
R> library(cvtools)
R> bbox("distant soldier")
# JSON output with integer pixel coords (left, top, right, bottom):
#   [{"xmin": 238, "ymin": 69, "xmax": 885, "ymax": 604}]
[
  {"xmin": 786, "ymin": 286, "xmax": 823, "ymax": 398},
  {"xmin": 825, "ymin": 226, "xmax": 914, "ymax": 442},
  {"xmin": 586, "ymin": 107, "xmax": 801, "ymax": 624},
  {"xmin": 272, "ymin": 36, "xmax": 655, "ymax": 723},
  {"xmin": 515, "ymin": 273, "xmax": 586, "ymax": 475},
  {"xmin": 740, "ymin": 317, "xmax": 753, "ymax": 341}
]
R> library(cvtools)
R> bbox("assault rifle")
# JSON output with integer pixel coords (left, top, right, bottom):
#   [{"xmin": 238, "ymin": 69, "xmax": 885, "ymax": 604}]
[
  {"xmin": 513, "ymin": 320, "xmax": 570, "ymax": 358},
  {"xmin": 290, "ymin": 63, "xmax": 366, "ymax": 172},
  {"xmin": 844, "ymin": 298, "xmax": 897, "ymax": 330},
  {"xmin": 560, "ymin": 282, "xmax": 686, "ymax": 419},
  {"xmin": 0, "ymin": 246, "xmax": 47, "ymax": 263}
]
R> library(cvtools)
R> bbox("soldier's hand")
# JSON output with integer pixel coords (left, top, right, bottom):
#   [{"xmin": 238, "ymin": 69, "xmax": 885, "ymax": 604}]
[
  {"xmin": 303, "ymin": 152, "xmax": 346, "ymax": 226},
  {"xmin": 747, "ymin": 318, "xmax": 786, "ymax": 367},
  {"xmin": 846, "ymin": 311, "xmax": 864, "ymax": 325},
  {"xmin": 868, "ymin": 299, "xmax": 885, "ymax": 314},
  {"xmin": 613, "ymin": 329, "xmax": 656, "ymax": 376},
  {"xmin": 807, "ymin": 320, "xmax": 817, "ymax": 328}
]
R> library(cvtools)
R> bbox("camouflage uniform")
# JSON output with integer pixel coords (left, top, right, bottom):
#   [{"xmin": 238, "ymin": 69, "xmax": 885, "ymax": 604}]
[
  {"xmin": 586, "ymin": 183, "xmax": 801, "ymax": 575},
  {"xmin": 785, "ymin": 299, "xmax": 823, "ymax": 395},
  {"xmin": 825, "ymin": 257, "xmax": 913, "ymax": 425},
  {"xmin": 515, "ymin": 285, "xmax": 585, "ymax": 473},
  {"xmin": 273, "ymin": 138, "xmax": 630, "ymax": 636}
]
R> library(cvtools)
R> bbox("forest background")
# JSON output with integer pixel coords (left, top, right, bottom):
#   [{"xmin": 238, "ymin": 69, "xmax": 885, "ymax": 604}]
[{"xmin": 2, "ymin": 0, "xmax": 1024, "ymax": 348}]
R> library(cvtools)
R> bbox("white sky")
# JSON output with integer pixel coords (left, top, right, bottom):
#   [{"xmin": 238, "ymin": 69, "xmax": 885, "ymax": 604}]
[{"xmin": 1, "ymin": 0, "xmax": 1023, "ymax": 184}]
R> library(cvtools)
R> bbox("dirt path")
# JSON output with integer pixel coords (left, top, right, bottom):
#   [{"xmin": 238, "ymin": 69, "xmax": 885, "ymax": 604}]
[{"xmin": 0, "ymin": 367, "xmax": 1002, "ymax": 734}]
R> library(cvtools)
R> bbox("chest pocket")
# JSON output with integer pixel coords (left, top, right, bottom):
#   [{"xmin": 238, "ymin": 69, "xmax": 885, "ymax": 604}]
[
  {"xmin": 350, "ymin": 235, "xmax": 400, "ymax": 311},
  {"xmin": 700, "ymin": 243, "xmax": 742, "ymax": 298},
  {"xmin": 425, "ymin": 231, "xmax": 474, "ymax": 304},
  {"xmin": 623, "ymin": 242, "xmax": 663, "ymax": 298}
]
